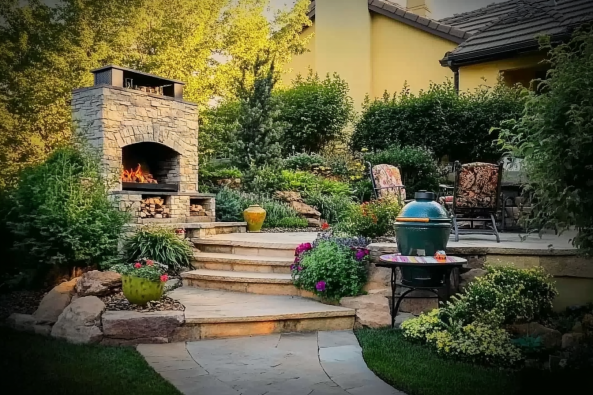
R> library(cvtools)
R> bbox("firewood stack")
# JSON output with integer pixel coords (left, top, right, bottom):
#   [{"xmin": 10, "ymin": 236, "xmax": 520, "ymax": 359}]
[
  {"xmin": 139, "ymin": 197, "xmax": 170, "ymax": 219},
  {"xmin": 190, "ymin": 204, "xmax": 208, "ymax": 217}
]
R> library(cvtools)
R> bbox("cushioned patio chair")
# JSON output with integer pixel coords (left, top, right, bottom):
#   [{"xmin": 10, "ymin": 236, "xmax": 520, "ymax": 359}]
[
  {"xmin": 368, "ymin": 163, "xmax": 408, "ymax": 203},
  {"xmin": 451, "ymin": 161, "xmax": 503, "ymax": 243}
]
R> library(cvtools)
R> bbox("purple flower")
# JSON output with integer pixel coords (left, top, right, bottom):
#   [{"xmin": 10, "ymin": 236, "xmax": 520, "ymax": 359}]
[
  {"xmin": 294, "ymin": 256, "xmax": 301, "ymax": 264},
  {"xmin": 295, "ymin": 242, "xmax": 313, "ymax": 256},
  {"xmin": 298, "ymin": 266, "xmax": 303, "ymax": 272},
  {"xmin": 316, "ymin": 281, "xmax": 326, "ymax": 292},
  {"xmin": 355, "ymin": 250, "xmax": 366, "ymax": 261},
  {"xmin": 290, "ymin": 264, "xmax": 296, "ymax": 271}
]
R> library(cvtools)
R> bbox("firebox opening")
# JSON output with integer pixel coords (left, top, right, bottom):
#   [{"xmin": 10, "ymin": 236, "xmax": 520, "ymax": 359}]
[{"xmin": 122, "ymin": 143, "xmax": 180, "ymax": 191}]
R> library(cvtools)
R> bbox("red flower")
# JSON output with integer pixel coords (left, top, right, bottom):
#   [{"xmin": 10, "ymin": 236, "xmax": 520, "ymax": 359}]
[
  {"xmin": 160, "ymin": 274, "xmax": 169, "ymax": 282},
  {"xmin": 134, "ymin": 262, "xmax": 142, "ymax": 269},
  {"xmin": 146, "ymin": 260, "xmax": 154, "ymax": 266},
  {"xmin": 321, "ymin": 222, "xmax": 330, "ymax": 230}
]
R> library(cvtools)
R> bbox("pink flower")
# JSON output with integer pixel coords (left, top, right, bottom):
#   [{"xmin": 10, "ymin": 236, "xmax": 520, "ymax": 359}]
[
  {"xmin": 134, "ymin": 262, "xmax": 141, "ymax": 269},
  {"xmin": 316, "ymin": 281, "xmax": 326, "ymax": 292},
  {"xmin": 295, "ymin": 243, "xmax": 313, "ymax": 256},
  {"xmin": 160, "ymin": 274, "xmax": 169, "ymax": 282},
  {"xmin": 146, "ymin": 260, "xmax": 154, "ymax": 266}
]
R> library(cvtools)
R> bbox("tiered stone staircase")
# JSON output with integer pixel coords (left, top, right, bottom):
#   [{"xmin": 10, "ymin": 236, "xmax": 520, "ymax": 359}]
[{"xmin": 172, "ymin": 232, "xmax": 355, "ymax": 340}]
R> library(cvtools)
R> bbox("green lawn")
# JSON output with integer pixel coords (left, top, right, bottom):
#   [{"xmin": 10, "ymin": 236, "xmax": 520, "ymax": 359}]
[
  {"xmin": 0, "ymin": 327, "xmax": 181, "ymax": 395},
  {"xmin": 356, "ymin": 328, "xmax": 588, "ymax": 395}
]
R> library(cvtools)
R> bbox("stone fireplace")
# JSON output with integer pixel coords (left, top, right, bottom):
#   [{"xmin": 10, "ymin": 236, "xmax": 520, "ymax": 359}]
[{"xmin": 72, "ymin": 65, "xmax": 215, "ymax": 223}]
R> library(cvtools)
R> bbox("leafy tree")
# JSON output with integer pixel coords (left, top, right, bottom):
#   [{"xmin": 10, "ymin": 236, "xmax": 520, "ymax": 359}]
[
  {"xmin": 276, "ymin": 72, "xmax": 354, "ymax": 154},
  {"xmin": 199, "ymin": 100, "xmax": 241, "ymax": 163},
  {"xmin": 497, "ymin": 26, "xmax": 593, "ymax": 252},
  {"xmin": 231, "ymin": 59, "xmax": 285, "ymax": 170},
  {"xmin": 0, "ymin": 0, "xmax": 312, "ymax": 187},
  {"xmin": 351, "ymin": 81, "xmax": 524, "ymax": 163}
]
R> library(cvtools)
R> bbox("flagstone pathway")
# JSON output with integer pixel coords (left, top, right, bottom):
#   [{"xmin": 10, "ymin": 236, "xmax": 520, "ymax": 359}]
[{"xmin": 138, "ymin": 330, "xmax": 405, "ymax": 395}]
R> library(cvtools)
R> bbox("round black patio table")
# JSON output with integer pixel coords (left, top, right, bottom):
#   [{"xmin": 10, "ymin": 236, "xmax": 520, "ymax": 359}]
[{"xmin": 377, "ymin": 254, "xmax": 466, "ymax": 328}]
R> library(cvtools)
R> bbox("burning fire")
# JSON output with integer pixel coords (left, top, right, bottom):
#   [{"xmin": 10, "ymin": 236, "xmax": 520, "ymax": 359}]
[{"xmin": 121, "ymin": 164, "xmax": 157, "ymax": 184}]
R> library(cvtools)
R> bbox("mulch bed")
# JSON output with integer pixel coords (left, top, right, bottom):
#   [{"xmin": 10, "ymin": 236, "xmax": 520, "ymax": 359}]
[
  {"xmin": 101, "ymin": 291, "xmax": 185, "ymax": 313},
  {"xmin": 0, "ymin": 290, "xmax": 46, "ymax": 321}
]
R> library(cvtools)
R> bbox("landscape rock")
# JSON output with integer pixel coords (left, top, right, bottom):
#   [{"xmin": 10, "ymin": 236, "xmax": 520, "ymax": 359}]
[
  {"xmin": 388, "ymin": 289, "xmax": 439, "ymax": 315},
  {"xmin": 509, "ymin": 322, "xmax": 562, "ymax": 349},
  {"xmin": 582, "ymin": 314, "xmax": 593, "ymax": 329},
  {"xmin": 364, "ymin": 263, "xmax": 391, "ymax": 292},
  {"xmin": 289, "ymin": 201, "xmax": 321, "ymax": 218},
  {"xmin": 164, "ymin": 278, "xmax": 182, "ymax": 293},
  {"xmin": 51, "ymin": 296, "xmax": 105, "ymax": 344},
  {"xmin": 102, "ymin": 310, "xmax": 184, "ymax": 340},
  {"xmin": 572, "ymin": 322, "xmax": 584, "ymax": 333},
  {"xmin": 7, "ymin": 313, "xmax": 53, "ymax": 335},
  {"xmin": 75, "ymin": 270, "xmax": 121, "ymax": 296},
  {"xmin": 459, "ymin": 268, "xmax": 487, "ymax": 290},
  {"xmin": 274, "ymin": 191, "xmax": 303, "ymax": 203},
  {"xmin": 340, "ymin": 294, "xmax": 414, "ymax": 328},
  {"xmin": 100, "ymin": 337, "xmax": 169, "ymax": 346},
  {"xmin": 7, "ymin": 313, "xmax": 36, "ymax": 332},
  {"xmin": 306, "ymin": 217, "xmax": 321, "ymax": 227},
  {"xmin": 32, "ymin": 278, "xmax": 78, "ymax": 324},
  {"xmin": 562, "ymin": 332, "xmax": 584, "ymax": 349}
]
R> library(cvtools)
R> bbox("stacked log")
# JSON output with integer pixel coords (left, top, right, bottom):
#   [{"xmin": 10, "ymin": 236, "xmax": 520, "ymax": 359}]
[
  {"xmin": 139, "ymin": 197, "xmax": 170, "ymax": 219},
  {"xmin": 190, "ymin": 204, "xmax": 208, "ymax": 217}
]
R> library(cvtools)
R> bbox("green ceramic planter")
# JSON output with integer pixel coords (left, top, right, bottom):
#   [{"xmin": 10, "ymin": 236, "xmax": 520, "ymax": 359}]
[{"xmin": 121, "ymin": 274, "xmax": 164, "ymax": 306}]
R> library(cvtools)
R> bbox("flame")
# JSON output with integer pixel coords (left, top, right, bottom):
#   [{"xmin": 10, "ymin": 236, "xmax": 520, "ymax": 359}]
[{"xmin": 121, "ymin": 164, "xmax": 157, "ymax": 183}]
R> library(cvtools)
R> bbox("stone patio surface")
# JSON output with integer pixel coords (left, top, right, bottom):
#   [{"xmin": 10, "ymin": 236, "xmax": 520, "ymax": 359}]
[
  {"xmin": 138, "ymin": 331, "xmax": 404, "ymax": 395},
  {"xmin": 205, "ymin": 230, "xmax": 577, "ymax": 251}
]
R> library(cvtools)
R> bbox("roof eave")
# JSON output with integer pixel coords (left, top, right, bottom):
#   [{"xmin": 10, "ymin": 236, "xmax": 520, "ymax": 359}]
[
  {"xmin": 441, "ymin": 32, "xmax": 571, "ymax": 67},
  {"xmin": 368, "ymin": 4, "xmax": 466, "ymax": 44}
]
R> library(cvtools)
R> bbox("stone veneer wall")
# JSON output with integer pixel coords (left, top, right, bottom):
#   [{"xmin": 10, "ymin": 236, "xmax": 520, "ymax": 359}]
[{"xmin": 71, "ymin": 86, "xmax": 199, "ymax": 192}]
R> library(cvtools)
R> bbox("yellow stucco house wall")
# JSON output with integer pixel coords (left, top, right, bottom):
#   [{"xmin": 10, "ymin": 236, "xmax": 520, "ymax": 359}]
[{"xmin": 284, "ymin": 0, "xmax": 552, "ymax": 108}]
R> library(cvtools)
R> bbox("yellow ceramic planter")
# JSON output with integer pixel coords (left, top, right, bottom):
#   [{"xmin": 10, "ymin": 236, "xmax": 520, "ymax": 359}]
[
  {"xmin": 122, "ymin": 274, "xmax": 164, "ymax": 306},
  {"xmin": 243, "ymin": 205, "xmax": 266, "ymax": 232}
]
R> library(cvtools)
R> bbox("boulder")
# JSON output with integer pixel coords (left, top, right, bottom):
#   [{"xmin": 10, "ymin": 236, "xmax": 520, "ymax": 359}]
[
  {"xmin": 459, "ymin": 268, "xmax": 487, "ymax": 290},
  {"xmin": 7, "ymin": 313, "xmax": 35, "ymax": 332},
  {"xmin": 102, "ymin": 311, "xmax": 184, "ymax": 341},
  {"xmin": 562, "ymin": 333, "xmax": 584, "ymax": 349},
  {"xmin": 306, "ymin": 217, "xmax": 321, "ymax": 227},
  {"xmin": 582, "ymin": 314, "xmax": 593, "ymax": 329},
  {"xmin": 7, "ymin": 313, "xmax": 53, "ymax": 335},
  {"xmin": 100, "ymin": 337, "xmax": 169, "ymax": 346},
  {"xmin": 364, "ymin": 263, "xmax": 391, "ymax": 292},
  {"xmin": 509, "ymin": 322, "xmax": 562, "ymax": 349},
  {"xmin": 274, "ymin": 191, "xmax": 303, "ymax": 203},
  {"xmin": 164, "ymin": 278, "xmax": 182, "ymax": 293},
  {"xmin": 340, "ymin": 294, "xmax": 412, "ymax": 328},
  {"xmin": 572, "ymin": 321, "xmax": 584, "ymax": 333},
  {"xmin": 289, "ymin": 201, "xmax": 321, "ymax": 218},
  {"xmin": 75, "ymin": 270, "xmax": 121, "ymax": 296},
  {"xmin": 51, "ymin": 296, "xmax": 105, "ymax": 344},
  {"xmin": 32, "ymin": 277, "xmax": 78, "ymax": 324}
]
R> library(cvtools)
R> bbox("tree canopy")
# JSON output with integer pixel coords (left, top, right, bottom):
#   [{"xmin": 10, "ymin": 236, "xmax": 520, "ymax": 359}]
[{"xmin": 0, "ymin": 0, "xmax": 312, "ymax": 188}]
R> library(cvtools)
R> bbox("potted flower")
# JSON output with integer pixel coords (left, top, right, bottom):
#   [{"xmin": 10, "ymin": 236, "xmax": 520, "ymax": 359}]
[{"xmin": 111, "ymin": 258, "xmax": 169, "ymax": 306}]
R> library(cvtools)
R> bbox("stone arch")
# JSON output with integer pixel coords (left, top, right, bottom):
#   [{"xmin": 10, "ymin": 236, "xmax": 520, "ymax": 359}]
[{"xmin": 116, "ymin": 125, "xmax": 185, "ymax": 156}]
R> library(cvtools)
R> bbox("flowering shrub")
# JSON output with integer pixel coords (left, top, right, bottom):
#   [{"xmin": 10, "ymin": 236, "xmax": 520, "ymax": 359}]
[
  {"xmin": 110, "ymin": 258, "xmax": 168, "ymax": 283},
  {"xmin": 335, "ymin": 196, "xmax": 401, "ymax": 238},
  {"xmin": 291, "ymin": 237, "xmax": 368, "ymax": 300},
  {"xmin": 400, "ymin": 265, "xmax": 557, "ymax": 367}
]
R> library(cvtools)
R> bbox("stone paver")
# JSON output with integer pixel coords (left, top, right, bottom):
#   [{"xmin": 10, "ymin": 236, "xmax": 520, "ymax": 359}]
[
  {"xmin": 169, "ymin": 288, "xmax": 354, "ymax": 324},
  {"xmin": 138, "ymin": 331, "xmax": 405, "ymax": 395}
]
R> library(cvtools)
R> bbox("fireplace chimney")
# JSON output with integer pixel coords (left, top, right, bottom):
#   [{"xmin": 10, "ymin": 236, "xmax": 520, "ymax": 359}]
[
  {"xmin": 91, "ymin": 65, "xmax": 185, "ymax": 100},
  {"xmin": 407, "ymin": 0, "xmax": 432, "ymax": 18}
]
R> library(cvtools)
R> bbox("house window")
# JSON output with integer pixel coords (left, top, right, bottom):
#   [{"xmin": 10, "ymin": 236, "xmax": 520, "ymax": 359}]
[{"xmin": 501, "ymin": 66, "xmax": 548, "ymax": 91}]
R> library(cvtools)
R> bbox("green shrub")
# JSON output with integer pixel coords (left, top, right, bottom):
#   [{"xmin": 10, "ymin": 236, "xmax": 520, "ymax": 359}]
[
  {"xmin": 282, "ymin": 153, "xmax": 327, "ymax": 171},
  {"xmin": 452, "ymin": 265, "xmax": 557, "ymax": 326},
  {"xmin": 198, "ymin": 163, "xmax": 243, "ymax": 192},
  {"xmin": 198, "ymin": 101, "xmax": 240, "ymax": 163},
  {"xmin": 6, "ymin": 145, "xmax": 129, "ymax": 274},
  {"xmin": 124, "ymin": 226, "xmax": 193, "ymax": 274},
  {"xmin": 277, "ymin": 170, "xmax": 351, "ymax": 197},
  {"xmin": 214, "ymin": 188, "xmax": 307, "ymax": 229},
  {"xmin": 277, "ymin": 72, "xmax": 354, "ymax": 154},
  {"xmin": 496, "ymin": 25, "xmax": 593, "ymax": 252},
  {"xmin": 400, "ymin": 265, "xmax": 558, "ymax": 366},
  {"xmin": 336, "ymin": 197, "xmax": 402, "ymax": 238},
  {"xmin": 351, "ymin": 178, "xmax": 374, "ymax": 202},
  {"xmin": 303, "ymin": 192, "xmax": 355, "ymax": 225},
  {"xmin": 292, "ymin": 238, "xmax": 368, "ymax": 300},
  {"xmin": 365, "ymin": 146, "xmax": 440, "ymax": 196},
  {"xmin": 352, "ymin": 81, "xmax": 524, "ymax": 163}
]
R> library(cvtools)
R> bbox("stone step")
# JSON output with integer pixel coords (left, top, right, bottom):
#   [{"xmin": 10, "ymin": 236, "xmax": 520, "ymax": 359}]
[
  {"xmin": 192, "ymin": 238, "xmax": 297, "ymax": 258},
  {"xmin": 168, "ymin": 287, "xmax": 355, "ymax": 340},
  {"xmin": 181, "ymin": 269, "xmax": 315, "ymax": 298},
  {"xmin": 192, "ymin": 252, "xmax": 294, "ymax": 274}
]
